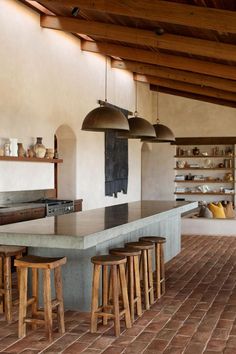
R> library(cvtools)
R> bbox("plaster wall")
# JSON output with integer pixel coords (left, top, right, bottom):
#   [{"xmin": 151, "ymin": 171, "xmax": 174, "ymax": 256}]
[
  {"xmin": 142, "ymin": 93, "xmax": 236, "ymax": 201},
  {"xmin": 0, "ymin": 0, "xmax": 155, "ymax": 209}
]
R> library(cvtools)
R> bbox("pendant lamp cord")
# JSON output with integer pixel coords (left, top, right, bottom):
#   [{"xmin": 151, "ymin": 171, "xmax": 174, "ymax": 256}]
[
  {"xmin": 105, "ymin": 56, "xmax": 108, "ymax": 103},
  {"xmin": 156, "ymin": 88, "xmax": 160, "ymax": 123},
  {"xmin": 134, "ymin": 79, "xmax": 138, "ymax": 117}
]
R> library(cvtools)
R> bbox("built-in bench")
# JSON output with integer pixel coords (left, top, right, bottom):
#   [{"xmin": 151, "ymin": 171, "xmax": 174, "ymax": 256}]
[{"xmin": 182, "ymin": 211, "xmax": 236, "ymax": 236}]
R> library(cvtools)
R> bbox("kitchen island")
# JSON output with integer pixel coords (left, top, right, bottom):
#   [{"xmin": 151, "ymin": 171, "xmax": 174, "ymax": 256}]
[{"xmin": 0, "ymin": 200, "xmax": 197, "ymax": 310}]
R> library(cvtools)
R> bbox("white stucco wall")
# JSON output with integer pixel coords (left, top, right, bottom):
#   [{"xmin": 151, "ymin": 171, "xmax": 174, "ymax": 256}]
[{"xmin": 0, "ymin": 0, "xmax": 155, "ymax": 209}]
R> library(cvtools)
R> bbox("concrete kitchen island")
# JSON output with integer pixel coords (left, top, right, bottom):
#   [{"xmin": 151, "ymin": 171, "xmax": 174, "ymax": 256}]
[{"xmin": 0, "ymin": 200, "xmax": 197, "ymax": 310}]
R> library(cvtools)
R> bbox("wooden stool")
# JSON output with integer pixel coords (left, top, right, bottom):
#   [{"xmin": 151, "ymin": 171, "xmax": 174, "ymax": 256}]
[
  {"xmin": 91, "ymin": 255, "xmax": 131, "ymax": 337},
  {"xmin": 0, "ymin": 246, "xmax": 26, "ymax": 323},
  {"xmin": 125, "ymin": 241, "xmax": 154, "ymax": 310},
  {"xmin": 14, "ymin": 255, "xmax": 67, "ymax": 341},
  {"xmin": 109, "ymin": 248, "xmax": 142, "ymax": 323},
  {"xmin": 139, "ymin": 236, "xmax": 166, "ymax": 299}
]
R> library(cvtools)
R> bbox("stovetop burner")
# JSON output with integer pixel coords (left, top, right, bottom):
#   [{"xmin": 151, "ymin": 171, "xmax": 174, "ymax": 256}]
[{"xmin": 31, "ymin": 198, "xmax": 74, "ymax": 216}]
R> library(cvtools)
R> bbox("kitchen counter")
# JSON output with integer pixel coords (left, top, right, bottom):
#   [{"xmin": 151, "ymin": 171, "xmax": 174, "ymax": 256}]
[
  {"xmin": 0, "ymin": 200, "xmax": 197, "ymax": 249},
  {"xmin": 0, "ymin": 200, "xmax": 197, "ymax": 310}
]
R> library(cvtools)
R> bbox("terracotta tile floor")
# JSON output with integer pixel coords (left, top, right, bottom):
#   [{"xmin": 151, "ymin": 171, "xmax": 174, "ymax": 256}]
[{"xmin": 2, "ymin": 235, "xmax": 236, "ymax": 353}]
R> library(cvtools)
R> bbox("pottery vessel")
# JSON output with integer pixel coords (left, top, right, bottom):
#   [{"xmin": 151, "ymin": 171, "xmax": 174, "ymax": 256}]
[
  {"xmin": 17, "ymin": 143, "xmax": 25, "ymax": 157},
  {"xmin": 34, "ymin": 137, "xmax": 46, "ymax": 158}
]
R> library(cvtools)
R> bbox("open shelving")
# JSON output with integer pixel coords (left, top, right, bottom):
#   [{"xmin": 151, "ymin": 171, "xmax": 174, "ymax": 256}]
[{"xmin": 0, "ymin": 156, "xmax": 63, "ymax": 163}]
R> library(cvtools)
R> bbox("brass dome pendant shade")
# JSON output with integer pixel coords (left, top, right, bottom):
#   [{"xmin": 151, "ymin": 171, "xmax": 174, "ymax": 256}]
[
  {"xmin": 119, "ymin": 112, "xmax": 156, "ymax": 139},
  {"xmin": 81, "ymin": 57, "xmax": 129, "ymax": 132},
  {"xmin": 82, "ymin": 105, "xmax": 129, "ymax": 132},
  {"xmin": 152, "ymin": 123, "xmax": 175, "ymax": 142}
]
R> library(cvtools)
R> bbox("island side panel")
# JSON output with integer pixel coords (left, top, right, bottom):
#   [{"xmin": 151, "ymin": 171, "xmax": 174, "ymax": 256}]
[{"xmin": 29, "ymin": 212, "xmax": 181, "ymax": 311}]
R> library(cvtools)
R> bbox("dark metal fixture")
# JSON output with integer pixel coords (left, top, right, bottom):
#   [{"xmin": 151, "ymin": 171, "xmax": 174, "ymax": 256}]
[{"xmin": 71, "ymin": 7, "xmax": 79, "ymax": 17}]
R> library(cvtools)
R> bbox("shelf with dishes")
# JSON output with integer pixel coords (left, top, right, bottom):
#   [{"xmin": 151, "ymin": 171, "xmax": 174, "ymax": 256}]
[
  {"xmin": 0, "ymin": 156, "xmax": 63, "ymax": 163},
  {"xmin": 175, "ymin": 168, "xmax": 233, "ymax": 170},
  {"xmin": 174, "ymin": 192, "xmax": 235, "ymax": 196},
  {"xmin": 174, "ymin": 180, "xmax": 234, "ymax": 183},
  {"xmin": 174, "ymin": 155, "xmax": 234, "ymax": 158}
]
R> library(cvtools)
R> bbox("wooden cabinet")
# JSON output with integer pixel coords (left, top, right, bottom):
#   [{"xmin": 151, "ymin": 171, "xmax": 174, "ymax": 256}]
[
  {"xmin": 0, "ymin": 207, "xmax": 46, "ymax": 225},
  {"xmin": 74, "ymin": 199, "xmax": 83, "ymax": 212}
]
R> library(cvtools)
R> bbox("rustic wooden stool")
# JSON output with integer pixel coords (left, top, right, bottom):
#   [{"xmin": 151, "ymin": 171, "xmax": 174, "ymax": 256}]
[
  {"xmin": 14, "ymin": 255, "xmax": 67, "ymax": 341},
  {"xmin": 0, "ymin": 245, "xmax": 26, "ymax": 323},
  {"xmin": 109, "ymin": 247, "xmax": 142, "ymax": 323},
  {"xmin": 139, "ymin": 236, "xmax": 166, "ymax": 299},
  {"xmin": 125, "ymin": 241, "xmax": 154, "ymax": 310},
  {"xmin": 91, "ymin": 255, "xmax": 131, "ymax": 337}
]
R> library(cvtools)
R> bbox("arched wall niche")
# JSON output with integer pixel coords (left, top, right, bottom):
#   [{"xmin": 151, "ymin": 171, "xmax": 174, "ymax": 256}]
[{"xmin": 55, "ymin": 124, "xmax": 77, "ymax": 199}]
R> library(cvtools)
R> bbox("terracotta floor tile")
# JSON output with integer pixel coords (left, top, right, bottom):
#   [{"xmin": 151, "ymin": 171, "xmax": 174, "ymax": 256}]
[{"xmin": 3, "ymin": 236, "xmax": 236, "ymax": 354}]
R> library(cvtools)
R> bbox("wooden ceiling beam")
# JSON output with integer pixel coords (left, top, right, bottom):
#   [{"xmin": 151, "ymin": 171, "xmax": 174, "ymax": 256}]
[
  {"xmin": 40, "ymin": 0, "xmax": 236, "ymax": 33},
  {"xmin": 111, "ymin": 59, "xmax": 236, "ymax": 93},
  {"xmin": 81, "ymin": 40, "xmax": 236, "ymax": 81},
  {"xmin": 150, "ymin": 85, "xmax": 236, "ymax": 109},
  {"xmin": 40, "ymin": 15, "xmax": 236, "ymax": 62},
  {"xmin": 135, "ymin": 74, "xmax": 236, "ymax": 102}
]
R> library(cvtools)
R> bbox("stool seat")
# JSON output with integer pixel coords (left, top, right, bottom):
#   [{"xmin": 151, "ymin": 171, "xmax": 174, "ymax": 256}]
[
  {"xmin": 91, "ymin": 255, "xmax": 127, "ymax": 265},
  {"xmin": 125, "ymin": 241, "xmax": 154, "ymax": 250},
  {"xmin": 110, "ymin": 248, "xmax": 141, "ymax": 257},
  {"xmin": 0, "ymin": 246, "xmax": 26, "ymax": 257},
  {"xmin": 139, "ymin": 236, "xmax": 166, "ymax": 244},
  {"xmin": 14, "ymin": 255, "xmax": 66, "ymax": 269}
]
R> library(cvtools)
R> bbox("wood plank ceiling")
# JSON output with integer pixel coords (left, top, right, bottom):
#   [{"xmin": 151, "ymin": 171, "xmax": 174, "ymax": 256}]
[{"xmin": 21, "ymin": 0, "xmax": 236, "ymax": 108}]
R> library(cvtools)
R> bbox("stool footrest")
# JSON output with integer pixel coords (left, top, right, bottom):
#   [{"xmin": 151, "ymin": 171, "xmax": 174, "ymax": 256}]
[
  {"xmin": 52, "ymin": 299, "xmax": 60, "ymax": 308},
  {"xmin": 25, "ymin": 318, "xmax": 45, "ymax": 325},
  {"xmin": 27, "ymin": 297, "xmax": 36, "ymax": 307},
  {"xmin": 95, "ymin": 311, "xmax": 115, "ymax": 319}
]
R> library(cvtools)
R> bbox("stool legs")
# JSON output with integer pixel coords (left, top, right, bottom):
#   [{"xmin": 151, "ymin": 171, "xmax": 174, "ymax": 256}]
[
  {"xmin": 102, "ymin": 265, "xmax": 108, "ymax": 325},
  {"xmin": 4, "ymin": 256, "xmax": 12, "ymax": 323},
  {"xmin": 0, "ymin": 257, "xmax": 3, "ymax": 313},
  {"xmin": 18, "ymin": 267, "xmax": 28, "ymax": 338},
  {"xmin": 54, "ymin": 266, "xmax": 65, "ymax": 335},
  {"xmin": 119, "ymin": 263, "xmax": 131, "ymax": 331},
  {"xmin": 112, "ymin": 265, "xmax": 120, "ymax": 336},
  {"xmin": 155, "ymin": 243, "xmax": 165, "ymax": 299},
  {"xmin": 160, "ymin": 244, "xmax": 165, "ymax": 296},
  {"xmin": 141, "ymin": 249, "xmax": 154, "ymax": 310},
  {"xmin": 91, "ymin": 264, "xmax": 100, "ymax": 333},
  {"xmin": 133, "ymin": 256, "xmax": 142, "ymax": 317},
  {"xmin": 43, "ymin": 269, "xmax": 53, "ymax": 342}
]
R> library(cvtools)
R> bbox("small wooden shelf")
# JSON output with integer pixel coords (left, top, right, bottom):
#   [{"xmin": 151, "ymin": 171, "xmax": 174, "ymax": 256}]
[
  {"xmin": 174, "ymin": 180, "xmax": 235, "ymax": 183},
  {"xmin": 175, "ymin": 155, "xmax": 234, "ymax": 158},
  {"xmin": 0, "ymin": 156, "xmax": 63, "ymax": 163},
  {"xmin": 175, "ymin": 168, "xmax": 233, "ymax": 170},
  {"xmin": 174, "ymin": 192, "xmax": 235, "ymax": 195}
]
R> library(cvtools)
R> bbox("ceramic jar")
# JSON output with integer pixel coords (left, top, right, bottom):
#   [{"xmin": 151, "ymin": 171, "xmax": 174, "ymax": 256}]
[
  {"xmin": 9, "ymin": 138, "xmax": 18, "ymax": 157},
  {"xmin": 4, "ymin": 142, "xmax": 10, "ymax": 156},
  {"xmin": 34, "ymin": 137, "xmax": 46, "ymax": 158},
  {"xmin": 45, "ymin": 148, "xmax": 54, "ymax": 159},
  {"xmin": 17, "ymin": 143, "xmax": 25, "ymax": 157},
  {"xmin": 192, "ymin": 147, "xmax": 200, "ymax": 156}
]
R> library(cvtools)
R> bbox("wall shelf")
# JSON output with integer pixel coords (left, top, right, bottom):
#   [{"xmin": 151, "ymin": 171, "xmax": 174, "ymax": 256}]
[
  {"xmin": 0, "ymin": 156, "xmax": 63, "ymax": 163},
  {"xmin": 174, "ymin": 180, "xmax": 234, "ymax": 183},
  {"xmin": 174, "ymin": 192, "xmax": 235, "ymax": 196},
  {"xmin": 174, "ymin": 168, "xmax": 233, "ymax": 170},
  {"xmin": 175, "ymin": 155, "xmax": 234, "ymax": 158}
]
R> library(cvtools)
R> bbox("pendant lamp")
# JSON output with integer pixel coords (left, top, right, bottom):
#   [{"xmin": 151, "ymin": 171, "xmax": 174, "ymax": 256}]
[
  {"xmin": 142, "ymin": 92, "xmax": 175, "ymax": 143},
  {"xmin": 118, "ymin": 81, "xmax": 156, "ymax": 139},
  {"xmin": 81, "ymin": 57, "xmax": 129, "ymax": 132}
]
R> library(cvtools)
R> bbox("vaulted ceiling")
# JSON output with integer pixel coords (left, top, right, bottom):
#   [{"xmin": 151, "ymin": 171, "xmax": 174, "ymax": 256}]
[{"xmin": 21, "ymin": 1, "xmax": 236, "ymax": 108}]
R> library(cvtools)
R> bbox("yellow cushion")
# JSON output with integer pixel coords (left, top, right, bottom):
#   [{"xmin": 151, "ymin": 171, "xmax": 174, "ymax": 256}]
[
  {"xmin": 224, "ymin": 202, "xmax": 235, "ymax": 218},
  {"xmin": 208, "ymin": 202, "xmax": 226, "ymax": 219}
]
